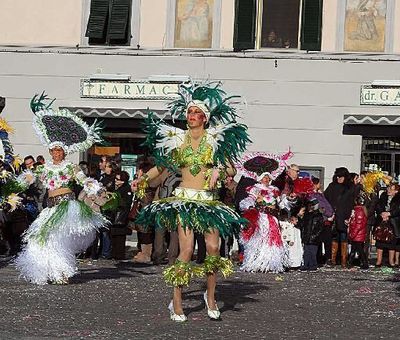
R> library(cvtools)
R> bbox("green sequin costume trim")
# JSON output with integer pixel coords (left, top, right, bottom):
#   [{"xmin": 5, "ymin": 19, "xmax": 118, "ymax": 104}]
[
  {"xmin": 135, "ymin": 197, "xmax": 246, "ymax": 238},
  {"xmin": 203, "ymin": 255, "xmax": 234, "ymax": 278},
  {"xmin": 163, "ymin": 256, "xmax": 234, "ymax": 287},
  {"xmin": 163, "ymin": 259, "xmax": 204, "ymax": 287},
  {"xmin": 172, "ymin": 132, "xmax": 213, "ymax": 177}
]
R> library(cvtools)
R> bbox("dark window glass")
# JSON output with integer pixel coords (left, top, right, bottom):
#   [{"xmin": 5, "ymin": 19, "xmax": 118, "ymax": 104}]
[{"xmin": 260, "ymin": 0, "xmax": 300, "ymax": 49}]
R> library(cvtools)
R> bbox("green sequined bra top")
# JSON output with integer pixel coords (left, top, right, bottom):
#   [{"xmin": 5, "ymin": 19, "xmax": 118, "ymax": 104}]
[{"xmin": 172, "ymin": 132, "xmax": 214, "ymax": 177}]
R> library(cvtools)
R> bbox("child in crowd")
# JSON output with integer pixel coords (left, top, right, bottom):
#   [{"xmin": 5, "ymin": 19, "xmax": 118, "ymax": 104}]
[
  {"xmin": 347, "ymin": 196, "xmax": 369, "ymax": 270},
  {"xmin": 280, "ymin": 209, "xmax": 303, "ymax": 268},
  {"xmin": 299, "ymin": 198, "xmax": 324, "ymax": 271}
]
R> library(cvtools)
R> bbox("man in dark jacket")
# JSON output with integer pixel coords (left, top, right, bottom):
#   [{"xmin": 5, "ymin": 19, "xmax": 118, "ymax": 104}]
[{"xmin": 299, "ymin": 198, "xmax": 324, "ymax": 271}]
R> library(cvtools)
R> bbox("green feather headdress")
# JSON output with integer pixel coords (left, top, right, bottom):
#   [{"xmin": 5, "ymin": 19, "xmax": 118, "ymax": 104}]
[{"xmin": 167, "ymin": 81, "xmax": 242, "ymax": 127}]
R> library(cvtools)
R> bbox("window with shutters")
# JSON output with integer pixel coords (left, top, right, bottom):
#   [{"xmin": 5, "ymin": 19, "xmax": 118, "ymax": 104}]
[
  {"xmin": 85, "ymin": 0, "xmax": 132, "ymax": 45},
  {"xmin": 233, "ymin": 0, "xmax": 323, "ymax": 51}
]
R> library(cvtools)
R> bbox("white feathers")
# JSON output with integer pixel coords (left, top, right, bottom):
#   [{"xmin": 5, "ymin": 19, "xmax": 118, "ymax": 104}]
[
  {"xmin": 15, "ymin": 200, "xmax": 108, "ymax": 285},
  {"xmin": 241, "ymin": 213, "xmax": 289, "ymax": 273},
  {"xmin": 17, "ymin": 170, "xmax": 35, "ymax": 187},
  {"xmin": 239, "ymin": 196, "xmax": 255, "ymax": 211},
  {"xmin": 82, "ymin": 177, "xmax": 103, "ymax": 196},
  {"xmin": 156, "ymin": 124, "xmax": 185, "ymax": 153},
  {"xmin": 207, "ymin": 123, "xmax": 235, "ymax": 153}
]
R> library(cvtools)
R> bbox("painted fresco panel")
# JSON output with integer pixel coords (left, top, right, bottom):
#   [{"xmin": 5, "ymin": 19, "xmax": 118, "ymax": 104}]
[
  {"xmin": 344, "ymin": 0, "xmax": 387, "ymax": 52},
  {"xmin": 174, "ymin": 0, "xmax": 214, "ymax": 48}
]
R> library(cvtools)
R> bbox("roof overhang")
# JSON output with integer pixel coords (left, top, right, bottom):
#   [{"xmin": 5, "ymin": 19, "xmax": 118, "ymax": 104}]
[
  {"xmin": 343, "ymin": 114, "xmax": 400, "ymax": 136},
  {"xmin": 60, "ymin": 106, "xmax": 170, "ymax": 119}
]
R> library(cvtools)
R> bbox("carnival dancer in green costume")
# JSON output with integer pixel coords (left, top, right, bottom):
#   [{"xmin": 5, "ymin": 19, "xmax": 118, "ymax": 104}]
[{"xmin": 134, "ymin": 82, "xmax": 250, "ymax": 322}]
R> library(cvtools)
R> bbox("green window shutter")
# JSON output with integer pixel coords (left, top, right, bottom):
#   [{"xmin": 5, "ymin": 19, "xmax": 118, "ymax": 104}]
[
  {"xmin": 85, "ymin": 0, "xmax": 111, "ymax": 39},
  {"xmin": 233, "ymin": 0, "xmax": 257, "ymax": 51},
  {"xmin": 300, "ymin": 0, "xmax": 323, "ymax": 51},
  {"xmin": 108, "ymin": 0, "xmax": 131, "ymax": 40}
]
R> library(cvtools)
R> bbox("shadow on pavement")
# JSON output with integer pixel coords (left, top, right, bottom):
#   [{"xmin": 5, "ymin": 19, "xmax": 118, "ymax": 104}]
[
  {"xmin": 70, "ymin": 261, "xmax": 158, "ymax": 284},
  {"xmin": 183, "ymin": 280, "xmax": 269, "ymax": 316},
  {"xmin": 0, "ymin": 257, "xmax": 12, "ymax": 269}
]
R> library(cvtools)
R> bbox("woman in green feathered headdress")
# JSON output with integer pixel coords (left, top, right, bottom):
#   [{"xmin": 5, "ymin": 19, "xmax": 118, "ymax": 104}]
[{"xmin": 133, "ymin": 81, "xmax": 251, "ymax": 322}]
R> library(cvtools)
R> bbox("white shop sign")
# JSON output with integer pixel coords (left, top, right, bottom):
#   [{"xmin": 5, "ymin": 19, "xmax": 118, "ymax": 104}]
[
  {"xmin": 80, "ymin": 80, "xmax": 180, "ymax": 100},
  {"xmin": 360, "ymin": 85, "xmax": 400, "ymax": 106}
]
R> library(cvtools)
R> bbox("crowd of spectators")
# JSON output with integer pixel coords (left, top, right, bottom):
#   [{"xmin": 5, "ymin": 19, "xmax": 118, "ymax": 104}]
[{"xmin": 2, "ymin": 154, "xmax": 400, "ymax": 272}]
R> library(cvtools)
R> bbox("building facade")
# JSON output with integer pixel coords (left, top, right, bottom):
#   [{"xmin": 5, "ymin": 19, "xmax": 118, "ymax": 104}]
[{"xmin": 1, "ymin": 0, "xmax": 400, "ymax": 184}]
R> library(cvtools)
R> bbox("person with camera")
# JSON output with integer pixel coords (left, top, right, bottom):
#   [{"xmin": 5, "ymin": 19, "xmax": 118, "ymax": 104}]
[{"xmin": 374, "ymin": 183, "xmax": 400, "ymax": 268}]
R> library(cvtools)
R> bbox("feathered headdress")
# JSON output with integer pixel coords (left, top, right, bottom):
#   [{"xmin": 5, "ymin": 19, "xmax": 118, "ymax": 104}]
[
  {"xmin": 293, "ymin": 177, "xmax": 315, "ymax": 195},
  {"xmin": 167, "ymin": 81, "xmax": 241, "ymax": 126},
  {"xmin": 30, "ymin": 92, "xmax": 104, "ymax": 154},
  {"xmin": 363, "ymin": 171, "xmax": 392, "ymax": 194},
  {"xmin": 0, "ymin": 98, "xmax": 24, "ymax": 211},
  {"xmin": 236, "ymin": 149, "xmax": 293, "ymax": 181},
  {"xmin": 142, "ymin": 81, "xmax": 251, "ymax": 171}
]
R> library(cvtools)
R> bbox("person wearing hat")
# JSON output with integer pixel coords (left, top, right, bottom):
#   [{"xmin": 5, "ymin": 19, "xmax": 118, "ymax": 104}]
[
  {"xmin": 298, "ymin": 198, "xmax": 324, "ymax": 271},
  {"xmin": 132, "ymin": 82, "xmax": 250, "ymax": 322},
  {"xmin": 236, "ymin": 151, "xmax": 293, "ymax": 273},
  {"xmin": 14, "ymin": 93, "xmax": 108, "ymax": 285}
]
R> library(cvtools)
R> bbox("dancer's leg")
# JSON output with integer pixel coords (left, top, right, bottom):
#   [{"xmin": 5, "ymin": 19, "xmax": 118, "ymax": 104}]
[
  {"xmin": 204, "ymin": 229, "xmax": 220, "ymax": 310},
  {"xmin": 172, "ymin": 224, "xmax": 194, "ymax": 315}
]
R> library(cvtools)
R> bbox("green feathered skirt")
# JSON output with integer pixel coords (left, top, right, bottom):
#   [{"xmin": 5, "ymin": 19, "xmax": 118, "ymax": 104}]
[{"xmin": 135, "ymin": 187, "xmax": 245, "ymax": 237}]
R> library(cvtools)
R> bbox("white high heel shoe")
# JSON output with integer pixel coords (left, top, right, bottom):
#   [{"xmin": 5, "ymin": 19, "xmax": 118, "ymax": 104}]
[
  {"xmin": 168, "ymin": 300, "xmax": 187, "ymax": 322},
  {"xmin": 203, "ymin": 291, "xmax": 221, "ymax": 320}
]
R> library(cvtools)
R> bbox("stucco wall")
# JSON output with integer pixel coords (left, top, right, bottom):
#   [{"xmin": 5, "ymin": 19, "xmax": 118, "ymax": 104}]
[
  {"xmin": 321, "ymin": 0, "xmax": 338, "ymax": 52},
  {"xmin": 220, "ymin": 0, "xmax": 234, "ymax": 49},
  {"xmin": 0, "ymin": 0, "xmax": 82, "ymax": 46},
  {"xmin": 2, "ymin": 50, "xmax": 400, "ymax": 184},
  {"xmin": 139, "ymin": 0, "xmax": 168, "ymax": 48},
  {"xmin": 392, "ymin": 0, "xmax": 400, "ymax": 53}
]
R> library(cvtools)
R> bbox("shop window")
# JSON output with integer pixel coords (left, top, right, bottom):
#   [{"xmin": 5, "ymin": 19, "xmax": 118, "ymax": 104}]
[
  {"xmin": 299, "ymin": 166, "xmax": 325, "ymax": 188},
  {"xmin": 233, "ymin": 0, "xmax": 323, "ymax": 51},
  {"xmin": 85, "ymin": 0, "xmax": 132, "ymax": 45}
]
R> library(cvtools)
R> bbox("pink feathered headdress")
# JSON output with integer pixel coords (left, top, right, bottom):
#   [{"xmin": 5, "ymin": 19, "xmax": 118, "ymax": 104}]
[{"xmin": 236, "ymin": 148, "xmax": 294, "ymax": 181}]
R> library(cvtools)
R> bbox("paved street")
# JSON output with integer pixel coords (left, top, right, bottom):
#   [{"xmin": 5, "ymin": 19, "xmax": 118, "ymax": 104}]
[{"xmin": 1, "ymin": 258, "xmax": 400, "ymax": 340}]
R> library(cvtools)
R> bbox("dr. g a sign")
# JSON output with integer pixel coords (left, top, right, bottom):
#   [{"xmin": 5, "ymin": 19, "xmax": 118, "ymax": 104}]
[
  {"xmin": 80, "ymin": 79, "xmax": 180, "ymax": 100},
  {"xmin": 361, "ymin": 85, "xmax": 400, "ymax": 106}
]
